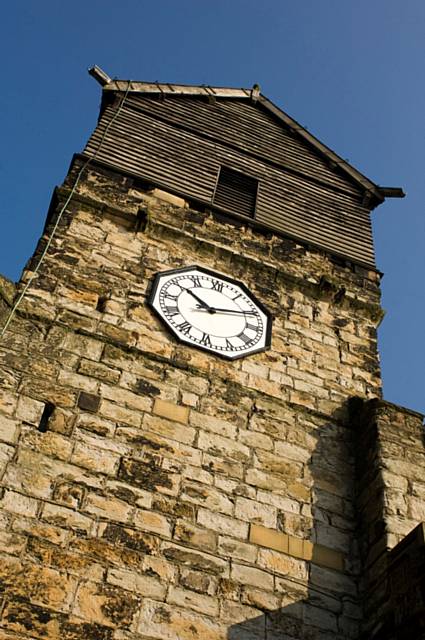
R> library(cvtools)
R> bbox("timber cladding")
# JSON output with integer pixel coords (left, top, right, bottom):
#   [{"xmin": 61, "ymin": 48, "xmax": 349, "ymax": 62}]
[{"xmin": 84, "ymin": 93, "xmax": 377, "ymax": 268}]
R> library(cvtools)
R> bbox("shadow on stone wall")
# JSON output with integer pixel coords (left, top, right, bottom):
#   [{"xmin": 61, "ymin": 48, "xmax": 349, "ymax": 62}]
[{"xmin": 227, "ymin": 401, "xmax": 360, "ymax": 640}]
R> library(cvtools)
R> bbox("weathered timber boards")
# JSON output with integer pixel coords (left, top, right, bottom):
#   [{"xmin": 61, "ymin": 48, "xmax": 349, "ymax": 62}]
[
  {"xmin": 84, "ymin": 103, "xmax": 375, "ymax": 267},
  {"xmin": 124, "ymin": 95, "xmax": 361, "ymax": 196}
]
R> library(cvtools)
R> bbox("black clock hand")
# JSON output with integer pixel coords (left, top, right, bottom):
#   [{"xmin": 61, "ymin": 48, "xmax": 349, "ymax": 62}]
[
  {"xmin": 183, "ymin": 288, "xmax": 215, "ymax": 313},
  {"xmin": 195, "ymin": 305, "xmax": 258, "ymax": 315}
]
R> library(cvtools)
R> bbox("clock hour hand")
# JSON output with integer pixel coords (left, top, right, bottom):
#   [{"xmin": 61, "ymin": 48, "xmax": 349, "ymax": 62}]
[
  {"xmin": 195, "ymin": 305, "xmax": 258, "ymax": 315},
  {"xmin": 183, "ymin": 288, "xmax": 215, "ymax": 314}
]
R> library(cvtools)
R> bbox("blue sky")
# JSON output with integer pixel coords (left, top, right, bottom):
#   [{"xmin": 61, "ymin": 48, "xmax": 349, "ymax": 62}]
[{"xmin": 1, "ymin": 1, "xmax": 424, "ymax": 414}]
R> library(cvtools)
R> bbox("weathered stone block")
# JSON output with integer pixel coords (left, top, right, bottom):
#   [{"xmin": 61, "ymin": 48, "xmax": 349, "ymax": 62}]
[
  {"xmin": 0, "ymin": 415, "xmax": 19, "ymax": 443},
  {"xmin": 107, "ymin": 567, "xmax": 166, "ymax": 599},
  {"xmin": 1, "ymin": 490, "xmax": 39, "ymax": 517},
  {"xmin": 78, "ymin": 391, "xmax": 101, "ymax": 412},
  {"xmin": 74, "ymin": 581, "xmax": 141, "ymax": 628},
  {"xmin": 153, "ymin": 398, "xmax": 189, "ymax": 424},
  {"xmin": 235, "ymin": 497, "xmax": 277, "ymax": 528},
  {"xmin": 167, "ymin": 585, "xmax": 219, "ymax": 616},
  {"xmin": 197, "ymin": 508, "xmax": 248, "ymax": 539},
  {"xmin": 84, "ymin": 492, "xmax": 132, "ymax": 523},
  {"xmin": 257, "ymin": 548, "xmax": 308, "ymax": 580},
  {"xmin": 174, "ymin": 520, "xmax": 217, "ymax": 552},
  {"xmin": 133, "ymin": 508, "xmax": 172, "ymax": 538},
  {"xmin": 231, "ymin": 563, "xmax": 274, "ymax": 591},
  {"xmin": 161, "ymin": 542, "xmax": 229, "ymax": 576},
  {"xmin": 137, "ymin": 599, "xmax": 225, "ymax": 640},
  {"xmin": 71, "ymin": 442, "xmax": 120, "ymax": 476},
  {"xmin": 16, "ymin": 395, "xmax": 45, "ymax": 424}
]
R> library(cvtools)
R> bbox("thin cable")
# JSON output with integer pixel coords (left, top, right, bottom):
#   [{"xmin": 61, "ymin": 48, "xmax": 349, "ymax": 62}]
[{"xmin": 0, "ymin": 82, "xmax": 132, "ymax": 338}]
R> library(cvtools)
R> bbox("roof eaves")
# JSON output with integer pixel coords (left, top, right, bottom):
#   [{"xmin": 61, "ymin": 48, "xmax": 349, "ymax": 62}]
[
  {"xmin": 104, "ymin": 79, "xmax": 251, "ymax": 99},
  {"xmin": 258, "ymin": 95, "xmax": 384, "ymax": 201}
]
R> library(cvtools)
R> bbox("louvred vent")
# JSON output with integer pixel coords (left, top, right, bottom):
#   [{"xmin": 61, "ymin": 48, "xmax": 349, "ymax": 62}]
[{"xmin": 213, "ymin": 166, "xmax": 258, "ymax": 218}]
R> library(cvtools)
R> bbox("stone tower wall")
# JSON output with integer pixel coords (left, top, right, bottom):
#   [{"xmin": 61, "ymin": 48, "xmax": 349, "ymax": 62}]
[{"xmin": 0, "ymin": 160, "xmax": 407, "ymax": 640}]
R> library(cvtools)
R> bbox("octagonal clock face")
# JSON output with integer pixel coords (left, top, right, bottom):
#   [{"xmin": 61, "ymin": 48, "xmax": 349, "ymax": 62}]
[{"xmin": 148, "ymin": 266, "xmax": 272, "ymax": 360}]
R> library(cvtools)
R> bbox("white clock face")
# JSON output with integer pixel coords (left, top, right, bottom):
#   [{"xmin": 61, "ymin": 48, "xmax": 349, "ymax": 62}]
[{"xmin": 149, "ymin": 266, "xmax": 272, "ymax": 360}]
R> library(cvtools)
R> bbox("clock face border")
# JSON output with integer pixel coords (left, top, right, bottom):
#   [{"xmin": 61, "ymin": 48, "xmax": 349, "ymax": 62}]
[{"xmin": 147, "ymin": 265, "xmax": 273, "ymax": 361}]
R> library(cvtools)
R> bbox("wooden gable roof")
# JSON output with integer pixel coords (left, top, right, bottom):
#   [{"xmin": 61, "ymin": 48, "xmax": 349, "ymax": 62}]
[{"xmin": 84, "ymin": 67, "xmax": 404, "ymax": 269}]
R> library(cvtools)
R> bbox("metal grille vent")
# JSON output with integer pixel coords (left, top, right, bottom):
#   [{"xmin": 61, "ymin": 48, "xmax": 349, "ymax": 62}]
[{"xmin": 213, "ymin": 166, "xmax": 258, "ymax": 218}]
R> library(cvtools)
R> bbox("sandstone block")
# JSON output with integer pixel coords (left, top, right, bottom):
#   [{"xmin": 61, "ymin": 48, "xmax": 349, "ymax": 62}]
[
  {"xmin": 197, "ymin": 508, "xmax": 248, "ymax": 539},
  {"xmin": 12, "ymin": 514, "xmax": 68, "ymax": 546},
  {"xmin": 256, "ymin": 489, "xmax": 301, "ymax": 514},
  {"xmin": 0, "ymin": 530, "xmax": 26, "ymax": 555},
  {"xmin": 118, "ymin": 457, "xmax": 179, "ymax": 496},
  {"xmin": 181, "ymin": 481, "xmax": 234, "ymax": 516},
  {"xmin": 241, "ymin": 586, "xmax": 281, "ymax": 611},
  {"xmin": 74, "ymin": 581, "xmax": 141, "ymax": 628},
  {"xmin": 238, "ymin": 428, "xmax": 273, "ymax": 451},
  {"xmin": 179, "ymin": 568, "xmax": 217, "ymax": 595},
  {"xmin": 161, "ymin": 542, "xmax": 229, "ymax": 576},
  {"xmin": 0, "ymin": 553, "xmax": 76, "ymax": 612},
  {"xmin": 42, "ymin": 502, "xmax": 94, "ymax": 535},
  {"xmin": 254, "ymin": 450, "xmax": 303, "ymax": 478},
  {"xmin": 137, "ymin": 599, "xmax": 225, "ymax": 640},
  {"xmin": 312, "ymin": 544, "xmax": 345, "ymax": 571},
  {"xmin": 218, "ymin": 536, "xmax": 257, "ymax": 563},
  {"xmin": 151, "ymin": 188, "xmax": 188, "ymax": 207},
  {"xmin": 78, "ymin": 359, "xmax": 121, "ymax": 385},
  {"xmin": 19, "ymin": 426, "xmax": 73, "ymax": 461},
  {"xmin": 107, "ymin": 567, "xmax": 166, "ymax": 599},
  {"xmin": 53, "ymin": 481, "xmax": 85, "ymax": 509},
  {"xmin": 58, "ymin": 369, "xmax": 98, "ymax": 393},
  {"xmin": 98, "ymin": 522, "xmax": 159, "ymax": 556},
  {"xmin": 189, "ymin": 411, "xmax": 237, "ymax": 439},
  {"xmin": 106, "ymin": 480, "xmax": 153, "ymax": 509},
  {"xmin": 181, "ymin": 391, "xmax": 198, "ymax": 407},
  {"xmin": 198, "ymin": 431, "xmax": 250, "ymax": 463},
  {"xmin": 63, "ymin": 333, "xmax": 104, "ymax": 360},
  {"xmin": 143, "ymin": 413, "xmax": 196, "ymax": 445},
  {"xmin": 101, "ymin": 383, "xmax": 152, "ymax": 412},
  {"xmin": 77, "ymin": 391, "xmax": 101, "ymax": 412},
  {"xmin": 167, "ymin": 585, "xmax": 219, "ymax": 616},
  {"xmin": 303, "ymin": 602, "xmax": 338, "ymax": 632},
  {"xmin": 214, "ymin": 475, "xmax": 256, "ymax": 499},
  {"xmin": 133, "ymin": 508, "xmax": 172, "ymax": 538},
  {"xmin": 1, "ymin": 490, "xmax": 39, "ymax": 517},
  {"xmin": 71, "ymin": 442, "xmax": 120, "ymax": 476},
  {"xmin": 249, "ymin": 524, "xmax": 289, "ymax": 554},
  {"xmin": 231, "ymin": 563, "xmax": 274, "ymax": 591},
  {"xmin": 58, "ymin": 286, "xmax": 99, "ymax": 308},
  {"xmin": 0, "ymin": 389, "xmax": 17, "ymax": 416},
  {"xmin": 257, "ymin": 548, "xmax": 308, "ymax": 580},
  {"xmin": 153, "ymin": 398, "xmax": 189, "ymax": 424},
  {"xmin": 174, "ymin": 520, "xmax": 217, "ymax": 552},
  {"xmin": 16, "ymin": 395, "xmax": 45, "ymax": 425},
  {"xmin": 0, "ymin": 415, "xmax": 19, "ymax": 443},
  {"xmin": 235, "ymin": 497, "xmax": 277, "ymax": 528},
  {"xmin": 99, "ymin": 400, "xmax": 142, "ymax": 428},
  {"xmin": 85, "ymin": 493, "xmax": 132, "ymax": 523},
  {"xmin": 142, "ymin": 555, "xmax": 178, "ymax": 583}
]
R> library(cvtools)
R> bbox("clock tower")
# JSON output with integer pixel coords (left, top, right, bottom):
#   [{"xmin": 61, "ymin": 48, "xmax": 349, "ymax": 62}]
[{"xmin": 0, "ymin": 67, "xmax": 423, "ymax": 639}]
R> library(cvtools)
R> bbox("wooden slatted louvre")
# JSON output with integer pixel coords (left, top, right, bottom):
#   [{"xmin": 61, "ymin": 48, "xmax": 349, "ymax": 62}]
[{"xmin": 213, "ymin": 167, "xmax": 258, "ymax": 218}]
